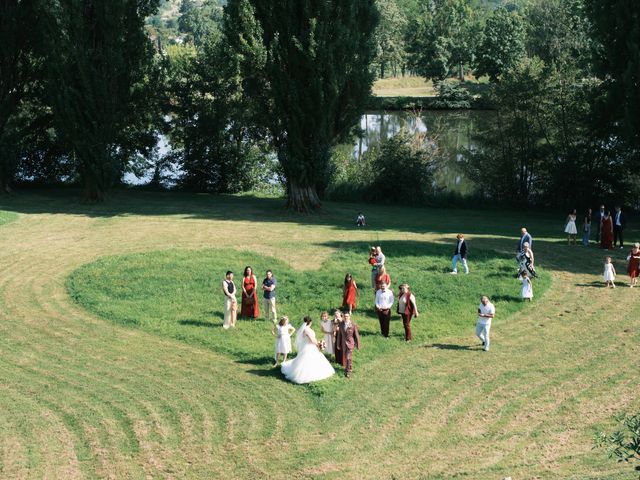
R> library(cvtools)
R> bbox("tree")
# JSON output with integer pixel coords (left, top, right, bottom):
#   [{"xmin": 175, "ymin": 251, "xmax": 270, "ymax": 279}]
[
  {"xmin": 406, "ymin": 0, "xmax": 475, "ymax": 82},
  {"xmin": 475, "ymin": 6, "xmax": 526, "ymax": 81},
  {"xmin": 586, "ymin": 0, "xmax": 640, "ymax": 162},
  {"xmin": 226, "ymin": 0, "xmax": 379, "ymax": 212},
  {"xmin": 0, "ymin": 0, "xmax": 38, "ymax": 192},
  {"xmin": 178, "ymin": 0, "xmax": 223, "ymax": 46},
  {"xmin": 373, "ymin": 0, "xmax": 407, "ymax": 78},
  {"xmin": 44, "ymin": 0, "xmax": 161, "ymax": 201}
]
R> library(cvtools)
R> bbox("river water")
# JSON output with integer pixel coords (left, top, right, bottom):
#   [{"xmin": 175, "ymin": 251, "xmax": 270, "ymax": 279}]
[{"xmin": 125, "ymin": 110, "xmax": 489, "ymax": 194}]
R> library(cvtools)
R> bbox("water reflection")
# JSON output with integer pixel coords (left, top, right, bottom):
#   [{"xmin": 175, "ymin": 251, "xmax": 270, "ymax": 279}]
[{"xmin": 353, "ymin": 110, "xmax": 490, "ymax": 195}]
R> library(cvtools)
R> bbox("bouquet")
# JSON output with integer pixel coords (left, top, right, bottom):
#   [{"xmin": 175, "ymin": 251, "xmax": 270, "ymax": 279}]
[{"xmin": 317, "ymin": 340, "xmax": 326, "ymax": 351}]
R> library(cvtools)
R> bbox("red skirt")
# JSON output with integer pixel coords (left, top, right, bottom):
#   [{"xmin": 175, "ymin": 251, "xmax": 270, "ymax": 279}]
[{"xmin": 343, "ymin": 282, "xmax": 357, "ymax": 310}]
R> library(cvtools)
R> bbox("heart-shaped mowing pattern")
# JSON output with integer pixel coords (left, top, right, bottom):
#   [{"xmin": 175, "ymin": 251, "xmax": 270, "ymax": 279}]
[{"xmin": 67, "ymin": 241, "xmax": 549, "ymax": 366}]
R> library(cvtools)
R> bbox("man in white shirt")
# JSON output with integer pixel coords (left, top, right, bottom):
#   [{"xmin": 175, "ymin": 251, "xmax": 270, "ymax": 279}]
[
  {"xmin": 476, "ymin": 295, "xmax": 495, "ymax": 351},
  {"xmin": 613, "ymin": 206, "xmax": 627, "ymax": 249},
  {"xmin": 375, "ymin": 281, "xmax": 394, "ymax": 338}
]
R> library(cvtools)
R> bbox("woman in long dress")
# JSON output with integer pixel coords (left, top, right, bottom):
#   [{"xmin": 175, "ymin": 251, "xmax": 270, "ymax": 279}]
[
  {"xmin": 342, "ymin": 273, "xmax": 357, "ymax": 313},
  {"xmin": 582, "ymin": 208, "xmax": 592, "ymax": 246},
  {"xmin": 600, "ymin": 212, "xmax": 614, "ymax": 250},
  {"xmin": 281, "ymin": 317, "xmax": 335, "ymax": 384},
  {"xmin": 520, "ymin": 271, "xmax": 533, "ymax": 301},
  {"xmin": 320, "ymin": 311, "xmax": 334, "ymax": 355},
  {"xmin": 564, "ymin": 209, "xmax": 578, "ymax": 245},
  {"xmin": 241, "ymin": 266, "xmax": 259, "ymax": 318}
]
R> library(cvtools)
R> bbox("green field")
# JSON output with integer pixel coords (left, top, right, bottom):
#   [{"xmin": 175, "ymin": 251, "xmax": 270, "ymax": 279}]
[
  {"xmin": 0, "ymin": 190, "xmax": 638, "ymax": 479},
  {"xmin": 0, "ymin": 209, "xmax": 18, "ymax": 226}
]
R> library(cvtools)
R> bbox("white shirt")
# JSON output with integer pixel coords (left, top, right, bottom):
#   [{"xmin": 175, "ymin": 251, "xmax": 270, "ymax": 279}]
[
  {"xmin": 477, "ymin": 302, "xmax": 495, "ymax": 325},
  {"xmin": 376, "ymin": 253, "xmax": 386, "ymax": 267},
  {"xmin": 615, "ymin": 212, "xmax": 622, "ymax": 226},
  {"xmin": 375, "ymin": 289, "xmax": 394, "ymax": 309},
  {"xmin": 456, "ymin": 240, "xmax": 463, "ymax": 254}
]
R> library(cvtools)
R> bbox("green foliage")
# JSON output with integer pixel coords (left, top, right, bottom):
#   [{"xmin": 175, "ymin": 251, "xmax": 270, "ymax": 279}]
[
  {"xmin": 178, "ymin": 0, "xmax": 223, "ymax": 46},
  {"xmin": 475, "ymin": 6, "xmax": 527, "ymax": 81},
  {"xmin": 595, "ymin": 412, "xmax": 640, "ymax": 475},
  {"xmin": 586, "ymin": 0, "xmax": 640, "ymax": 161},
  {"xmin": 44, "ymin": 0, "xmax": 162, "ymax": 201},
  {"xmin": 67, "ymin": 246, "xmax": 549, "ymax": 363},
  {"xmin": 225, "ymin": 0, "xmax": 379, "ymax": 211},
  {"xmin": 373, "ymin": 0, "xmax": 408, "ymax": 78},
  {"xmin": 433, "ymin": 80, "xmax": 474, "ymax": 108},
  {"xmin": 406, "ymin": 0, "xmax": 476, "ymax": 81}
]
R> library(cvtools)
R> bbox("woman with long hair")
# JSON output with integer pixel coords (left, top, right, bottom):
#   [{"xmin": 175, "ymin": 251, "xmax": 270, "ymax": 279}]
[
  {"xmin": 241, "ymin": 266, "xmax": 259, "ymax": 319},
  {"xmin": 342, "ymin": 273, "xmax": 358, "ymax": 313}
]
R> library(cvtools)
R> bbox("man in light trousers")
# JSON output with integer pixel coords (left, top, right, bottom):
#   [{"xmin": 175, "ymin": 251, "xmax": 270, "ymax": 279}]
[{"xmin": 476, "ymin": 295, "xmax": 495, "ymax": 351}]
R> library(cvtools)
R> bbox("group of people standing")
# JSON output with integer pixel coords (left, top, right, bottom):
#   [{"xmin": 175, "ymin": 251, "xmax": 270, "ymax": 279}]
[
  {"xmin": 568, "ymin": 205, "xmax": 627, "ymax": 249},
  {"xmin": 221, "ymin": 267, "xmax": 278, "ymax": 330}
]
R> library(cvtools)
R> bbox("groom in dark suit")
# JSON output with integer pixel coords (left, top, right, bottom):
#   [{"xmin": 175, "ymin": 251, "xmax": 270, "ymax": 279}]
[
  {"xmin": 335, "ymin": 312, "xmax": 360, "ymax": 378},
  {"xmin": 613, "ymin": 206, "xmax": 627, "ymax": 248}
]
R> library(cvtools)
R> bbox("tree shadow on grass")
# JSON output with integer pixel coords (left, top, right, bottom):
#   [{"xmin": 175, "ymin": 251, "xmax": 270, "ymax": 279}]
[
  {"xmin": 178, "ymin": 319, "xmax": 217, "ymax": 328},
  {"xmin": 424, "ymin": 343, "xmax": 479, "ymax": 351},
  {"xmin": 4, "ymin": 188, "xmax": 633, "ymax": 240},
  {"xmin": 574, "ymin": 282, "xmax": 606, "ymax": 288}
]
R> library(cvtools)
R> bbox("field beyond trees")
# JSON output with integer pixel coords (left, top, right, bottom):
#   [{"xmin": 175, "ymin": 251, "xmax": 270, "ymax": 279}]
[{"xmin": 0, "ymin": 191, "xmax": 638, "ymax": 479}]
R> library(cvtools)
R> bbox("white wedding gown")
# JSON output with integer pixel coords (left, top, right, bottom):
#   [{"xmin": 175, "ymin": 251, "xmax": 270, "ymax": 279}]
[{"xmin": 281, "ymin": 325, "xmax": 335, "ymax": 384}]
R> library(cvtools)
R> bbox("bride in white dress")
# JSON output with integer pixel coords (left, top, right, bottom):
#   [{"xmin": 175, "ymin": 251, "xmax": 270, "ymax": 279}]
[{"xmin": 281, "ymin": 317, "xmax": 335, "ymax": 384}]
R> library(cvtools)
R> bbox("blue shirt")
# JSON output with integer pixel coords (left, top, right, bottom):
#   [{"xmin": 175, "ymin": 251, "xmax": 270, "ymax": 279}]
[{"xmin": 262, "ymin": 277, "xmax": 277, "ymax": 299}]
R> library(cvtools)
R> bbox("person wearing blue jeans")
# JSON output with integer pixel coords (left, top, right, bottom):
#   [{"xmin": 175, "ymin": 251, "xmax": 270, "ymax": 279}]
[{"xmin": 451, "ymin": 234, "xmax": 469, "ymax": 274}]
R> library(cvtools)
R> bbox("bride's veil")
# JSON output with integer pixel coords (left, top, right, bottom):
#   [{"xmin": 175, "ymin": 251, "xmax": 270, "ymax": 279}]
[{"xmin": 295, "ymin": 322, "xmax": 307, "ymax": 351}]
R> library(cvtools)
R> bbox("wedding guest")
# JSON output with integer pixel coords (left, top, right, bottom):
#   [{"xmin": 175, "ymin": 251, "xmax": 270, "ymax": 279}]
[
  {"xmin": 332, "ymin": 310, "xmax": 344, "ymax": 366},
  {"xmin": 262, "ymin": 270, "xmax": 277, "ymax": 324},
  {"xmin": 342, "ymin": 273, "xmax": 358, "ymax": 313},
  {"xmin": 369, "ymin": 247, "xmax": 378, "ymax": 289},
  {"xmin": 627, "ymin": 243, "xmax": 640, "ymax": 288},
  {"xmin": 476, "ymin": 295, "xmax": 495, "ymax": 352},
  {"xmin": 603, "ymin": 256, "xmax": 616, "ymax": 288},
  {"xmin": 517, "ymin": 242, "xmax": 537, "ymax": 278},
  {"xmin": 371, "ymin": 246, "xmax": 386, "ymax": 290},
  {"xmin": 613, "ymin": 206, "xmax": 627, "ymax": 249},
  {"xmin": 272, "ymin": 316, "xmax": 295, "ymax": 366},
  {"xmin": 600, "ymin": 211, "xmax": 614, "ymax": 250},
  {"xmin": 594, "ymin": 205, "xmax": 605, "ymax": 243},
  {"xmin": 451, "ymin": 233, "xmax": 469, "ymax": 274},
  {"xmin": 241, "ymin": 266, "xmax": 259, "ymax": 319},
  {"xmin": 517, "ymin": 228, "xmax": 533, "ymax": 252},
  {"xmin": 320, "ymin": 311, "xmax": 334, "ymax": 355},
  {"xmin": 520, "ymin": 270, "xmax": 533, "ymax": 301},
  {"xmin": 582, "ymin": 208, "xmax": 592, "ymax": 246},
  {"xmin": 335, "ymin": 312, "xmax": 360, "ymax": 378},
  {"xmin": 397, "ymin": 283, "xmax": 419, "ymax": 342},
  {"xmin": 356, "ymin": 212, "xmax": 366, "ymax": 227},
  {"xmin": 375, "ymin": 265, "xmax": 391, "ymax": 291},
  {"xmin": 222, "ymin": 271, "xmax": 237, "ymax": 329},
  {"xmin": 564, "ymin": 209, "xmax": 578, "ymax": 245},
  {"xmin": 375, "ymin": 281, "xmax": 394, "ymax": 338}
]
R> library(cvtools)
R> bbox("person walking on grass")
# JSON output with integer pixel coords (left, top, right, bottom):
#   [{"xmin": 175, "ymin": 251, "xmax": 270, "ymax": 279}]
[
  {"xmin": 520, "ymin": 270, "xmax": 533, "ymax": 301},
  {"xmin": 397, "ymin": 283, "xmax": 419, "ymax": 341},
  {"xmin": 451, "ymin": 233, "xmax": 469, "ymax": 274},
  {"xmin": 335, "ymin": 312, "xmax": 361, "ymax": 378},
  {"xmin": 476, "ymin": 295, "xmax": 495, "ymax": 351},
  {"xmin": 262, "ymin": 270, "xmax": 277, "ymax": 324},
  {"xmin": 582, "ymin": 208, "xmax": 592, "ymax": 246},
  {"xmin": 613, "ymin": 206, "xmax": 627, "ymax": 249},
  {"xmin": 518, "ymin": 227, "xmax": 533, "ymax": 253},
  {"xmin": 564, "ymin": 209, "xmax": 578, "ymax": 245},
  {"xmin": 320, "ymin": 311, "xmax": 335, "ymax": 355},
  {"xmin": 603, "ymin": 256, "xmax": 616, "ymax": 288},
  {"xmin": 627, "ymin": 243, "xmax": 640, "ymax": 288},
  {"xmin": 272, "ymin": 316, "xmax": 295, "ymax": 366},
  {"xmin": 342, "ymin": 273, "xmax": 358, "ymax": 313},
  {"xmin": 375, "ymin": 281, "xmax": 394, "ymax": 339},
  {"xmin": 222, "ymin": 271, "xmax": 237, "ymax": 329}
]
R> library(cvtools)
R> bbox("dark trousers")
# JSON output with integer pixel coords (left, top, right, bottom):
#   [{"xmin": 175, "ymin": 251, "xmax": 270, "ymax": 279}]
[
  {"xmin": 614, "ymin": 225, "xmax": 624, "ymax": 247},
  {"xmin": 401, "ymin": 314, "xmax": 412, "ymax": 341},
  {"xmin": 377, "ymin": 308, "xmax": 391, "ymax": 337},
  {"xmin": 344, "ymin": 348, "xmax": 353, "ymax": 375},
  {"xmin": 335, "ymin": 347, "xmax": 343, "ymax": 367}
]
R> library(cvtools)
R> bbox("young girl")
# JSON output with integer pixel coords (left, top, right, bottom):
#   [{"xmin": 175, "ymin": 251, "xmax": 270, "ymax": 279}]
[
  {"xmin": 603, "ymin": 256, "xmax": 616, "ymax": 288},
  {"xmin": 320, "ymin": 311, "xmax": 335, "ymax": 355},
  {"xmin": 272, "ymin": 316, "xmax": 295, "ymax": 366},
  {"xmin": 342, "ymin": 273, "xmax": 358, "ymax": 313},
  {"xmin": 520, "ymin": 270, "xmax": 533, "ymax": 301}
]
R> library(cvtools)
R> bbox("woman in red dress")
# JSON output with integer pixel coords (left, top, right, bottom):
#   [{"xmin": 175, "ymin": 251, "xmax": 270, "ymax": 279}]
[
  {"xmin": 241, "ymin": 266, "xmax": 260, "ymax": 318},
  {"xmin": 342, "ymin": 273, "xmax": 358, "ymax": 313},
  {"xmin": 627, "ymin": 243, "xmax": 640, "ymax": 288},
  {"xmin": 600, "ymin": 212, "xmax": 614, "ymax": 250}
]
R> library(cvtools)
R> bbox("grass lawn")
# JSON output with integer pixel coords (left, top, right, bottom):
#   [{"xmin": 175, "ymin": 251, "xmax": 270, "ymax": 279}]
[
  {"xmin": 372, "ymin": 76, "xmax": 490, "ymax": 98},
  {"xmin": 0, "ymin": 189, "xmax": 638, "ymax": 479},
  {"xmin": 0, "ymin": 209, "xmax": 18, "ymax": 226}
]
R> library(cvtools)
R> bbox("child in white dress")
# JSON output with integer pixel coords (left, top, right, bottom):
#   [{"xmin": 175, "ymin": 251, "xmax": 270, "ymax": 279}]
[
  {"xmin": 603, "ymin": 256, "xmax": 616, "ymax": 288},
  {"xmin": 272, "ymin": 316, "xmax": 295, "ymax": 366},
  {"xmin": 520, "ymin": 270, "xmax": 533, "ymax": 301},
  {"xmin": 320, "ymin": 311, "xmax": 335, "ymax": 355}
]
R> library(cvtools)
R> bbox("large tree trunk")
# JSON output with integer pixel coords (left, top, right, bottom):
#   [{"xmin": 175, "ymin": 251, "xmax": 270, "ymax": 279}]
[
  {"xmin": 286, "ymin": 182, "xmax": 322, "ymax": 212},
  {"xmin": 78, "ymin": 150, "xmax": 109, "ymax": 202}
]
